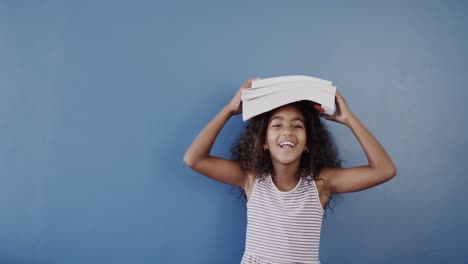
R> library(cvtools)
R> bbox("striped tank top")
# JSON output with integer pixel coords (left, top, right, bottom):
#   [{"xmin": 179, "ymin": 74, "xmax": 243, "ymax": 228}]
[{"xmin": 241, "ymin": 174, "xmax": 324, "ymax": 264}]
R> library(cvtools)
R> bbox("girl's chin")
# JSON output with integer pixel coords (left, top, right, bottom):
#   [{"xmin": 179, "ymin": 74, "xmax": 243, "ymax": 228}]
[
  {"xmin": 271, "ymin": 154, "xmax": 302, "ymax": 165},
  {"xmin": 273, "ymin": 146, "xmax": 300, "ymax": 153},
  {"xmin": 274, "ymin": 148, "xmax": 301, "ymax": 156}
]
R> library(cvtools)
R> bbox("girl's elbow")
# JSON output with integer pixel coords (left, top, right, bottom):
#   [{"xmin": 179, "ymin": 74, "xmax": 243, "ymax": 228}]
[
  {"xmin": 387, "ymin": 165, "xmax": 397, "ymax": 179},
  {"xmin": 183, "ymin": 154, "xmax": 196, "ymax": 168},
  {"xmin": 382, "ymin": 159, "xmax": 397, "ymax": 179},
  {"xmin": 377, "ymin": 165, "xmax": 397, "ymax": 180}
]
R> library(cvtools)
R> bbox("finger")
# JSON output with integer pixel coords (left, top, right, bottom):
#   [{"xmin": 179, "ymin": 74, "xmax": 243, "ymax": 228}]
[
  {"xmin": 334, "ymin": 90, "xmax": 346, "ymax": 103},
  {"xmin": 336, "ymin": 90, "xmax": 345, "ymax": 101},
  {"xmin": 243, "ymin": 77, "xmax": 261, "ymax": 88},
  {"xmin": 334, "ymin": 91, "xmax": 341, "ymax": 100},
  {"xmin": 247, "ymin": 77, "xmax": 261, "ymax": 82},
  {"xmin": 313, "ymin": 104, "xmax": 326, "ymax": 113}
]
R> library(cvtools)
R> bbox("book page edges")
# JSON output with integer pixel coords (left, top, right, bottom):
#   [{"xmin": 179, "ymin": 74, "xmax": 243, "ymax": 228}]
[
  {"xmin": 242, "ymin": 83, "xmax": 336, "ymax": 101},
  {"xmin": 242, "ymin": 90, "xmax": 336, "ymax": 121},
  {"xmin": 251, "ymin": 75, "xmax": 332, "ymax": 89}
]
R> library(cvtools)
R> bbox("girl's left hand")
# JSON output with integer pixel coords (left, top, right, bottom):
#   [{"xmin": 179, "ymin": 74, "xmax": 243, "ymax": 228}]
[{"xmin": 313, "ymin": 90, "xmax": 354, "ymax": 125}]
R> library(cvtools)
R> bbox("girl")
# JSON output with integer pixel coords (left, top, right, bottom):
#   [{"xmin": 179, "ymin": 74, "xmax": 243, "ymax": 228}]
[{"xmin": 184, "ymin": 77, "xmax": 397, "ymax": 264}]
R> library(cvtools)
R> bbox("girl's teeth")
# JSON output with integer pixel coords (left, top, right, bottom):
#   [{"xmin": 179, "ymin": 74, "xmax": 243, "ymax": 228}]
[{"xmin": 279, "ymin": 141, "xmax": 295, "ymax": 148}]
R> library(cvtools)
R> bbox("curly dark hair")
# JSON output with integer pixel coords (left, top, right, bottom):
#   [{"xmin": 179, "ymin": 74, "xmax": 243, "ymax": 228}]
[{"xmin": 231, "ymin": 100, "xmax": 344, "ymax": 218}]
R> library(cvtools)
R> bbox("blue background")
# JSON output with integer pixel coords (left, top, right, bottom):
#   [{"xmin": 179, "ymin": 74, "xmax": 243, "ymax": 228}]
[{"xmin": 1, "ymin": 1, "xmax": 467, "ymax": 263}]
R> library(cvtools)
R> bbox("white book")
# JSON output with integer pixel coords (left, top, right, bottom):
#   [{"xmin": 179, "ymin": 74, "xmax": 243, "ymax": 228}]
[
  {"xmin": 241, "ymin": 75, "xmax": 337, "ymax": 121},
  {"xmin": 242, "ymin": 81, "xmax": 335, "ymax": 100},
  {"xmin": 249, "ymin": 75, "xmax": 332, "ymax": 89}
]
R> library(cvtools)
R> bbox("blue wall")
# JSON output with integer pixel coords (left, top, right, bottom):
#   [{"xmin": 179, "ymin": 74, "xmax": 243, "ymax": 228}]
[{"xmin": 1, "ymin": 1, "xmax": 467, "ymax": 263}]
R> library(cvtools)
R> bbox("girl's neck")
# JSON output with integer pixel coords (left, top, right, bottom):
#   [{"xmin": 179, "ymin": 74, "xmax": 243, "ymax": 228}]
[{"xmin": 271, "ymin": 162, "xmax": 301, "ymax": 190}]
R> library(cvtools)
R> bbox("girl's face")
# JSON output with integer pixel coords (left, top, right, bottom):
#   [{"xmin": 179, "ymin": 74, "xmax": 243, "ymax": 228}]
[{"xmin": 264, "ymin": 104, "xmax": 307, "ymax": 166}]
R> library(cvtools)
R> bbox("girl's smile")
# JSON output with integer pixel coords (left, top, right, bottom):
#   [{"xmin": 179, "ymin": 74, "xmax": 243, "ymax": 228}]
[{"xmin": 278, "ymin": 140, "xmax": 296, "ymax": 150}]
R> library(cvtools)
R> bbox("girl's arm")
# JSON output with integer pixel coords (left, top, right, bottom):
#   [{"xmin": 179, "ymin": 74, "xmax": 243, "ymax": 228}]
[
  {"xmin": 319, "ymin": 90, "xmax": 397, "ymax": 194},
  {"xmin": 183, "ymin": 77, "xmax": 259, "ymax": 188}
]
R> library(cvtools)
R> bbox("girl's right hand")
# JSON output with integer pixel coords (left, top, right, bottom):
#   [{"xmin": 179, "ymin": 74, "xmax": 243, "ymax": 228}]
[{"xmin": 227, "ymin": 77, "xmax": 261, "ymax": 115}]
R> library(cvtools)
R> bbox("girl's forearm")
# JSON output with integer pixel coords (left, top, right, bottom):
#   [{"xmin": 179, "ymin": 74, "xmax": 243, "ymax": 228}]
[
  {"xmin": 183, "ymin": 106, "xmax": 234, "ymax": 168},
  {"xmin": 345, "ymin": 114, "xmax": 397, "ymax": 176}
]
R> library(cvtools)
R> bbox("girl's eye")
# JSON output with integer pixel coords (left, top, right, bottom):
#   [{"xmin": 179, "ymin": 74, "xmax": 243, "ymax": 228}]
[
  {"xmin": 272, "ymin": 124, "xmax": 282, "ymax": 128},
  {"xmin": 294, "ymin": 125, "xmax": 303, "ymax": 129}
]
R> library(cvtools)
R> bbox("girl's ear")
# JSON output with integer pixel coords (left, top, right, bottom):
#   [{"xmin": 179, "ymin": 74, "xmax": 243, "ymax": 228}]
[{"xmin": 263, "ymin": 144, "xmax": 268, "ymax": 151}]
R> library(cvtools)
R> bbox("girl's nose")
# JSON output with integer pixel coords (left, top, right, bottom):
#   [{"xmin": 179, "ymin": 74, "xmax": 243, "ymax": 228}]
[{"xmin": 281, "ymin": 128, "xmax": 293, "ymax": 136}]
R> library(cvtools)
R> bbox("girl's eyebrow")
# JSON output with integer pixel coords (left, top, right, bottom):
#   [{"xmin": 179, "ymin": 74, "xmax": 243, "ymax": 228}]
[{"xmin": 270, "ymin": 116, "xmax": 305, "ymax": 123}]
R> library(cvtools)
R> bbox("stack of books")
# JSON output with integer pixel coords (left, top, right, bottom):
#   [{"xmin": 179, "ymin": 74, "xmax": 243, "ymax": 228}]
[{"xmin": 241, "ymin": 75, "xmax": 337, "ymax": 121}]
